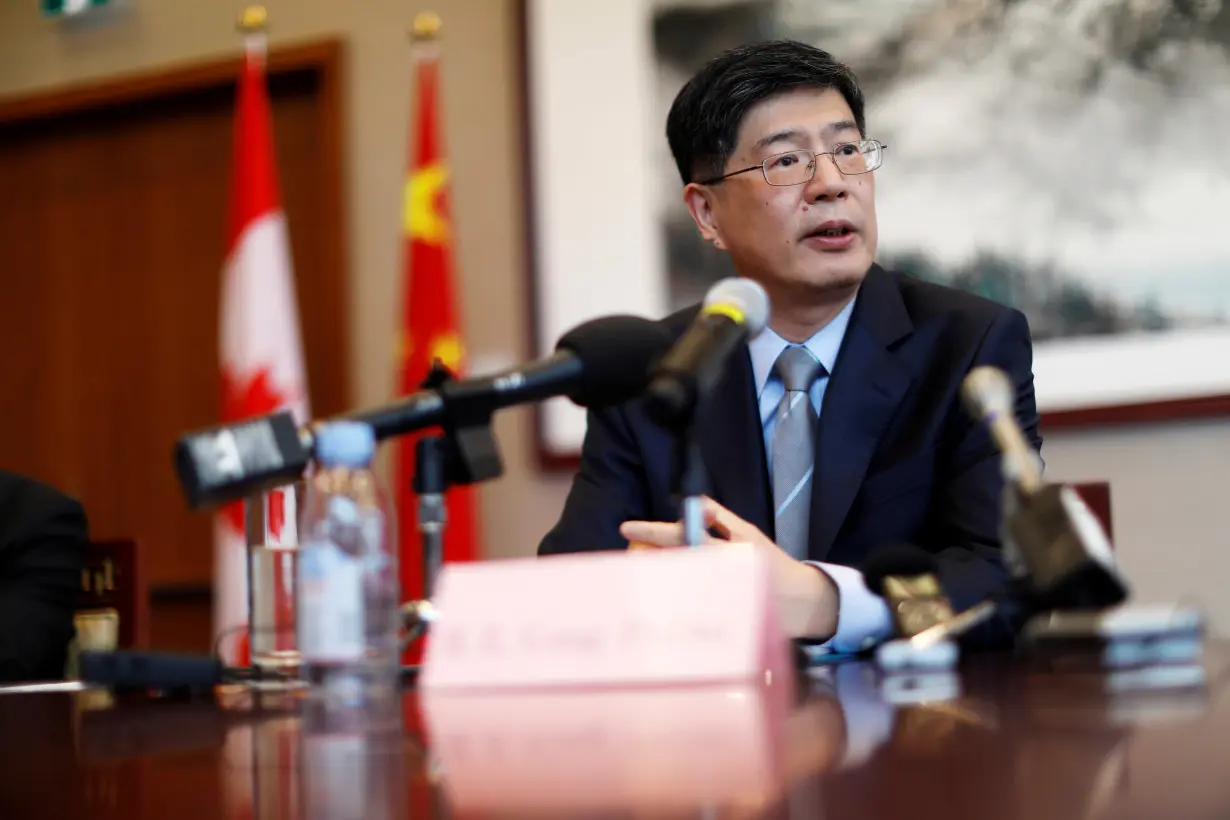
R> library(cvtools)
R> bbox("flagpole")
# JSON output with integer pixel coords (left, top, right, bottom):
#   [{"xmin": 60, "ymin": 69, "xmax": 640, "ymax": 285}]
[
  {"xmin": 236, "ymin": 3, "xmax": 271, "ymax": 673},
  {"xmin": 408, "ymin": 11, "xmax": 446, "ymax": 605},
  {"xmin": 399, "ymin": 10, "xmax": 492, "ymax": 657},
  {"xmin": 396, "ymin": 10, "xmax": 490, "ymax": 660}
]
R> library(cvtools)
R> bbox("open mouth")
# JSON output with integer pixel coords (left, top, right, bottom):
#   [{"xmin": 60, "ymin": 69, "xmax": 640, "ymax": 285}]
[
  {"xmin": 802, "ymin": 220, "xmax": 857, "ymax": 247},
  {"xmin": 805, "ymin": 220, "xmax": 856, "ymax": 239}
]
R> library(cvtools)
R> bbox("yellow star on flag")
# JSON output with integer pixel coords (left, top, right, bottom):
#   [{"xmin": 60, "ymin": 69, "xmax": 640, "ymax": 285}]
[
  {"xmin": 429, "ymin": 333, "xmax": 465, "ymax": 373},
  {"xmin": 406, "ymin": 162, "xmax": 450, "ymax": 245}
]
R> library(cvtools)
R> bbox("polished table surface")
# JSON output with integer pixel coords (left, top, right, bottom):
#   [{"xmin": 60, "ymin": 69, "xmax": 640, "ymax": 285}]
[{"xmin": 2, "ymin": 645, "xmax": 1228, "ymax": 819}]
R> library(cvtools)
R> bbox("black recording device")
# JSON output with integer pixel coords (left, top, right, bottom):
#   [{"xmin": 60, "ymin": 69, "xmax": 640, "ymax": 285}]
[
  {"xmin": 77, "ymin": 649, "xmax": 423, "ymax": 694},
  {"xmin": 859, "ymin": 544, "xmax": 971, "ymax": 672},
  {"xmin": 1003, "ymin": 483, "xmax": 1129, "ymax": 613},
  {"xmin": 78, "ymin": 649, "xmax": 237, "ymax": 693},
  {"xmin": 862, "ymin": 543, "xmax": 958, "ymax": 638}
]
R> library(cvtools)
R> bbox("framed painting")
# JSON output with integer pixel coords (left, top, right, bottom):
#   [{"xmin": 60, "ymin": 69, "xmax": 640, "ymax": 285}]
[{"xmin": 521, "ymin": 0, "xmax": 1230, "ymax": 465}]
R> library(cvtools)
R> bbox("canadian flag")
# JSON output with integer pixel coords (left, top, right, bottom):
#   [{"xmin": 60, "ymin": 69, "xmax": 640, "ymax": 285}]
[{"xmin": 215, "ymin": 32, "xmax": 310, "ymax": 664}]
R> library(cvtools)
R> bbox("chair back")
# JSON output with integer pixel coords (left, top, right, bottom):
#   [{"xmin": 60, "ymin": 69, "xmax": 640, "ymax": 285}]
[{"xmin": 1068, "ymin": 481, "xmax": 1113, "ymax": 546}]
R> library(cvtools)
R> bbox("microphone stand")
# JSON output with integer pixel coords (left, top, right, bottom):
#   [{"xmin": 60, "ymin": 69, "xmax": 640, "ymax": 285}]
[
  {"xmin": 412, "ymin": 359, "xmax": 455, "ymax": 602},
  {"xmin": 673, "ymin": 423, "xmax": 710, "ymax": 547},
  {"xmin": 413, "ymin": 436, "xmax": 447, "ymax": 601},
  {"xmin": 400, "ymin": 359, "xmax": 504, "ymax": 653}
]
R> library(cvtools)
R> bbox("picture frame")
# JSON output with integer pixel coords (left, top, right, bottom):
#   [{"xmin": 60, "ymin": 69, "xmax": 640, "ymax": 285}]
[{"xmin": 519, "ymin": 0, "xmax": 1230, "ymax": 466}]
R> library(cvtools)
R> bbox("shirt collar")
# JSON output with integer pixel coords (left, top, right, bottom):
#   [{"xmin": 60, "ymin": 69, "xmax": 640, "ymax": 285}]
[{"xmin": 749, "ymin": 295, "xmax": 857, "ymax": 399}]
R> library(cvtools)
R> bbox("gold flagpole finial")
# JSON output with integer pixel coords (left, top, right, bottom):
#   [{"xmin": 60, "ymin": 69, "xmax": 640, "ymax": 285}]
[
  {"xmin": 411, "ymin": 11, "xmax": 442, "ymax": 42},
  {"xmin": 236, "ymin": 5, "xmax": 269, "ymax": 34}
]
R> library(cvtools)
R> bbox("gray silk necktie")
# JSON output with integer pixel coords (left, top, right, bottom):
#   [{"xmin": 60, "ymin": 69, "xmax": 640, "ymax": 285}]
[{"xmin": 771, "ymin": 345, "xmax": 825, "ymax": 560}]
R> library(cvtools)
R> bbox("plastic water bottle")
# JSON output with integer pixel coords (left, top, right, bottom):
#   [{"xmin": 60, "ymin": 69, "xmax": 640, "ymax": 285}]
[{"xmin": 297, "ymin": 421, "xmax": 400, "ymax": 727}]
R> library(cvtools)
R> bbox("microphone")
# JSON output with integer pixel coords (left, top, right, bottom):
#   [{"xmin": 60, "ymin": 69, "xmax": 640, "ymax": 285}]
[
  {"xmin": 1006, "ymin": 483, "xmax": 1129, "ymax": 612},
  {"xmin": 644, "ymin": 277, "xmax": 770, "ymax": 428},
  {"xmin": 862, "ymin": 544, "xmax": 998, "ymax": 671},
  {"xmin": 175, "ymin": 314, "xmax": 672, "ymax": 509},
  {"xmin": 960, "ymin": 365, "xmax": 1128, "ymax": 613},
  {"xmin": 78, "ymin": 650, "xmax": 234, "ymax": 692},
  {"xmin": 862, "ymin": 543, "xmax": 958, "ymax": 638},
  {"xmin": 960, "ymin": 366, "xmax": 1043, "ymax": 495}
]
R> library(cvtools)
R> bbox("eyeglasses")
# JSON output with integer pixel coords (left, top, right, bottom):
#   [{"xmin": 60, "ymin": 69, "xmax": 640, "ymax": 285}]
[{"xmin": 699, "ymin": 139, "xmax": 887, "ymax": 186}]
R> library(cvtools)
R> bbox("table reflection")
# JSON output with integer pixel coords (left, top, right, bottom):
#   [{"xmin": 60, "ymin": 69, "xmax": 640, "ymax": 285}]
[
  {"xmin": 217, "ymin": 690, "xmax": 409, "ymax": 820},
  {"xmin": 1, "ymin": 647, "xmax": 1226, "ymax": 820},
  {"xmin": 422, "ymin": 678, "xmax": 801, "ymax": 816}
]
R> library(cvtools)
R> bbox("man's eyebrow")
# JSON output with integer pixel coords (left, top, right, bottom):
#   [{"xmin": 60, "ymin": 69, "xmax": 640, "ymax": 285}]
[
  {"xmin": 823, "ymin": 119, "xmax": 860, "ymax": 139},
  {"xmin": 751, "ymin": 120, "xmax": 862, "ymax": 154},
  {"xmin": 751, "ymin": 128, "xmax": 808, "ymax": 153}
]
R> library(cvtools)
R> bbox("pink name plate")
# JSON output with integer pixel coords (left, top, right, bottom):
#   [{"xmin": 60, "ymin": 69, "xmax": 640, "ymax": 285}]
[{"xmin": 419, "ymin": 543, "xmax": 792, "ymax": 691}]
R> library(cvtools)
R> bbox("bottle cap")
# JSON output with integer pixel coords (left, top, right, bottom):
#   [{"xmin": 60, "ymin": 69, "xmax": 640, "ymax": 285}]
[{"xmin": 314, "ymin": 421, "xmax": 376, "ymax": 468}]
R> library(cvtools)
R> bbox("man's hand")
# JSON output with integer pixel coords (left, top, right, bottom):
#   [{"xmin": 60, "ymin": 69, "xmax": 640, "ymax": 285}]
[{"xmin": 619, "ymin": 497, "xmax": 839, "ymax": 641}]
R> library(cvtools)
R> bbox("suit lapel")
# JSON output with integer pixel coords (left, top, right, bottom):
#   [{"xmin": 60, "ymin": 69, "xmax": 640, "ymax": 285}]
[
  {"xmin": 694, "ymin": 346, "xmax": 774, "ymax": 537},
  {"xmin": 809, "ymin": 266, "xmax": 915, "ymax": 561}
]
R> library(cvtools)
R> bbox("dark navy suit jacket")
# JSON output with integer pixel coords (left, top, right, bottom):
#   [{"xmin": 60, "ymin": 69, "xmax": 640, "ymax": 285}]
[{"xmin": 538, "ymin": 265, "xmax": 1042, "ymax": 647}]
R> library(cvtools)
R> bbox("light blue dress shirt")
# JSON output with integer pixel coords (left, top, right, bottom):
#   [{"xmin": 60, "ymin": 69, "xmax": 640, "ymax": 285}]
[{"xmin": 748, "ymin": 297, "xmax": 894, "ymax": 654}]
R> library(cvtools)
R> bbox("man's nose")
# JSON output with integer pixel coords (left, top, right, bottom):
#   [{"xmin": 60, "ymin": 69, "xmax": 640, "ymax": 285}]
[{"xmin": 803, "ymin": 153, "xmax": 849, "ymax": 201}]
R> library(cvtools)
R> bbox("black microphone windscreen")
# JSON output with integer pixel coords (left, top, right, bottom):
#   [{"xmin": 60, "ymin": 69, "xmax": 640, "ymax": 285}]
[
  {"xmin": 862, "ymin": 542, "xmax": 941, "ymax": 597},
  {"xmin": 556, "ymin": 315, "xmax": 672, "ymax": 408},
  {"xmin": 173, "ymin": 410, "xmax": 310, "ymax": 509}
]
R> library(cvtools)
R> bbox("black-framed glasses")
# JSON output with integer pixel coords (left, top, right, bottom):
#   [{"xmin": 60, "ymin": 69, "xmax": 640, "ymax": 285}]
[{"xmin": 699, "ymin": 139, "xmax": 887, "ymax": 186}]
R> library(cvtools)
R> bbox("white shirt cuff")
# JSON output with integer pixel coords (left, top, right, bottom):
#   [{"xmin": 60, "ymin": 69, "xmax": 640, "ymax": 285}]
[
  {"xmin": 834, "ymin": 662, "xmax": 896, "ymax": 768},
  {"xmin": 802, "ymin": 658, "xmax": 897, "ymax": 769},
  {"xmin": 803, "ymin": 562, "xmax": 895, "ymax": 654}
]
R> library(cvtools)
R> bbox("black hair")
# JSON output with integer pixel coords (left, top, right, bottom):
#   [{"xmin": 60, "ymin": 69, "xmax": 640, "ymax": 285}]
[{"xmin": 665, "ymin": 40, "xmax": 866, "ymax": 185}]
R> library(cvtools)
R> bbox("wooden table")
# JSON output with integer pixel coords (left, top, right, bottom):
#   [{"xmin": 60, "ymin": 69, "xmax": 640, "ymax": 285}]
[{"xmin": 1, "ymin": 646, "xmax": 1227, "ymax": 819}]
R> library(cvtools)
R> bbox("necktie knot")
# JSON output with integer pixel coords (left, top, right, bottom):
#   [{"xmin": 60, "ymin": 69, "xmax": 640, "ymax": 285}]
[{"xmin": 773, "ymin": 345, "xmax": 824, "ymax": 393}]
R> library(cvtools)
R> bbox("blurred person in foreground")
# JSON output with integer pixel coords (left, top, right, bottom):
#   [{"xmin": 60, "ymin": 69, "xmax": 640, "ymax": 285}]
[
  {"xmin": 0, "ymin": 470, "xmax": 86, "ymax": 681},
  {"xmin": 539, "ymin": 40, "xmax": 1040, "ymax": 652}
]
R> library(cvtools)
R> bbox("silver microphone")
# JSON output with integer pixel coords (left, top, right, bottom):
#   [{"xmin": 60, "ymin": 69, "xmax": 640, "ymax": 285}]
[
  {"xmin": 961, "ymin": 366, "xmax": 1044, "ymax": 495},
  {"xmin": 960, "ymin": 365, "xmax": 1128, "ymax": 613}
]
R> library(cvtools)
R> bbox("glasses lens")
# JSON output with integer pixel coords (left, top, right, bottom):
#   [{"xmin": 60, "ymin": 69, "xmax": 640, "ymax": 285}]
[
  {"xmin": 763, "ymin": 150, "xmax": 815, "ymax": 186},
  {"xmin": 835, "ymin": 140, "xmax": 881, "ymax": 174}
]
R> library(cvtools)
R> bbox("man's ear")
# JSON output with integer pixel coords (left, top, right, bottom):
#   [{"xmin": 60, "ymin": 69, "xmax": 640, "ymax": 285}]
[{"xmin": 683, "ymin": 183, "xmax": 726, "ymax": 250}]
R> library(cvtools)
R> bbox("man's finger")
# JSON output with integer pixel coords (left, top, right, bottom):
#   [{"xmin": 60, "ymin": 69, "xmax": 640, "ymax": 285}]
[
  {"xmin": 701, "ymin": 496, "xmax": 749, "ymax": 539},
  {"xmin": 619, "ymin": 520, "xmax": 686, "ymax": 547}
]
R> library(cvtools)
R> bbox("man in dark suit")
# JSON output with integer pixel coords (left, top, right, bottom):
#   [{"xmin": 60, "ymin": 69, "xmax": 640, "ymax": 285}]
[
  {"xmin": 0, "ymin": 471, "xmax": 87, "ymax": 681},
  {"xmin": 538, "ymin": 40, "xmax": 1040, "ymax": 652}
]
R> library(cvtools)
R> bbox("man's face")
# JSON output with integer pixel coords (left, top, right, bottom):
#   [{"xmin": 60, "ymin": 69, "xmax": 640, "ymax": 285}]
[{"xmin": 684, "ymin": 87, "xmax": 879, "ymax": 296}]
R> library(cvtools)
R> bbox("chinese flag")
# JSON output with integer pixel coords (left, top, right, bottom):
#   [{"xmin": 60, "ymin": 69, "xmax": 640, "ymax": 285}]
[
  {"xmin": 215, "ymin": 33, "xmax": 310, "ymax": 666},
  {"xmin": 395, "ymin": 34, "xmax": 480, "ymax": 649}
]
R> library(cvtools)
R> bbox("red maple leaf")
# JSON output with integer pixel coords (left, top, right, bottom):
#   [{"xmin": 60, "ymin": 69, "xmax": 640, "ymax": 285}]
[{"xmin": 220, "ymin": 366, "xmax": 290, "ymax": 538}]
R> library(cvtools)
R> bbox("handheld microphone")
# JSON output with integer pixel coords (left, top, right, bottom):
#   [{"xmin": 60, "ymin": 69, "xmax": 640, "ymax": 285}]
[
  {"xmin": 960, "ymin": 366, "xmax": 1044, "ymax": 495},
  {"xmin": 644, "ymin": 277, "xmax": 770, "ymax": 428},
  {"xmin": 175, "ymin": 314, "xmax": 673, "ymax": 509},
  {"xmin": 959, "ymin": 365, "xmax": 1128, "ymax": 612}
]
